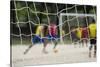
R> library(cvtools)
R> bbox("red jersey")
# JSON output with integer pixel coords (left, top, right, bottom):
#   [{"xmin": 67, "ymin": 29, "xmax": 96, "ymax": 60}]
[
  {"xmin": 48, "ymin": 24, "xmax": 57, "ymax": 36},
  {"xmin": 81, "ymin": 27, "xmax": 89, "ymax": 38}
]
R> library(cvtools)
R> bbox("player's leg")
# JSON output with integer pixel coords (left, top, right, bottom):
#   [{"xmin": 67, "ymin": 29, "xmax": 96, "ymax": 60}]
[
  {"xmin": 24, "ymin": 44, "xmax": 33, "ymax": 54},
  {"xmin": 24, "ymin": 35, "xmax": 40, "ymax": 54},
  {"xmin": 52, "ymin": 35, "xmax": 59, "ymax": 53},
  {"xmin": 93, "ymin": 39, "xmax": 96, "ymax": 58},
  {"xmin": 81, "ymin": 38, "xmax": 84, "ymax": 47},
  {"xmin": 89, "ymin": 45, "xmax": 92, "ymax": 58},
  {"xmin": 53, "ymin": 36, "xmax": 58, "ymax": 49},
  {"xmin": 85, "ymin": 38, "xmax": 88, "ymax": 47},
  {"xmin": 53, "ymin": 39, "xmax": 58, "ymax": 52},
  {"xmin": 42, "ymin": 38, "xmax": 49, "ymax": 54},
  {"xmin": 53, "ymin": 40, "xmax": 58, "ymax": 49},
  {"xmin": 89, "ymin": 39, "xmax": 93, "ymax": 58},
  {"xmin": 72, "ymin": 37, "xmax": 76, "ymax": 48},
  {"xmin": 74, "ymin": 37, "xmax": 79, "ymax": 48},
  {"xmin": 71, "ymin": 32, "xmax": 78, "ymax": 47},
  {"xmin": 94, "ymin": 44, "xmax": 96, "ymax": 58},
  {"xmin": 82, "ymin": 38, "xmax": 87, "ymax": 47},
  {"xmin": 78, "ymin": 38, "xmax": 82, "ymax": 48}
]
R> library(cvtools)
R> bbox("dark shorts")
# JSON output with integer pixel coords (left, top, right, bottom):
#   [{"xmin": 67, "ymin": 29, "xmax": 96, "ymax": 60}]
[
  {"xmin": 32, "ymin": 35, "xmax": 59, "ymax": 44},
  {"xmin": 32, "ymin": 35, "xmax": 44, "ymax": 44},
  {"xmin": 90, "ymin": 39, "xmax": 96, "ymax": 44},
  {"xmin": 46, "ymin": 34, "xmax": 58, "ymax": 40}
]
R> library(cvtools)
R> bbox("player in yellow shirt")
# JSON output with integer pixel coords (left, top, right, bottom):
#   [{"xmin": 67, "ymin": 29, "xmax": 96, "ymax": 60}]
[
  {"xmin": 76, "ymin": 27, "xmax": 82, "ymax": 39},
  {"xmin": 76, "ymin": 27, "xmax": 83, "ymax": 47},
  {"xmin": 35, "ymin": 25, "xmax": 44, "ymax": 37},
  {"xmin": 24, "ymin": 25, "xmax": 44, "ymax": 54},
  {"xmin": 89, "ymin": 24, "xmax": 96, "ymax": 39},
  {"xmin": 88, "ymin": 20, "xmax": 96, "ymax": 58}
]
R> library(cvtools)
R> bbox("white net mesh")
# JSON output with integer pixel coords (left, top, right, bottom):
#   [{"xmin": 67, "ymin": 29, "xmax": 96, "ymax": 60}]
[
  {"xmin": 11, "ymin": 0, "xmax": 96, "ymax": 45},
  {"xmin": 10, "ymin": 0, "xmax": 97, "ymax": 65},
  {"xmin": 60, "ymin": 13, "xmax": 96, "ymax": 44}
]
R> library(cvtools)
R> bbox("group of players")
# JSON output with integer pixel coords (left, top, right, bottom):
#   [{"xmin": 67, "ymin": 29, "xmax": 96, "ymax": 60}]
[
  {"xmin": 24, "ymin": 22, "xmax": 58, "ymax": 54},
  {"xmin": 71, "ymin": 20, "xmax": 96, "ymax": 57},
  {"xmin": 24, "ymin": 20, "xmax": 96, "ymax": 58}
]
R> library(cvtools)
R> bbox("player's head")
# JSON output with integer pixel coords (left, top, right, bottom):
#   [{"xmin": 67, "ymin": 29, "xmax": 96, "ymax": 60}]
[
  {"xmin": 50, "ymin": 21, "xmax": 56, "ymax": 25},
  {"xmin": 91, "ymin": 19, "xmax": 96, "ymax": 23},
  {"xmin": 82, "ymin": 24, "xmax": 87, "ymax": 28},
  {"xmin": 38, "ymin": 24, "xmax": 44, "ymax": 30}
]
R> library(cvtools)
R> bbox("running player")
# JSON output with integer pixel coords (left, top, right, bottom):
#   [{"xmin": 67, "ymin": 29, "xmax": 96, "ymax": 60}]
[
  {"xmin": 81, "ymin": 25, "xmax": 89, "ymax": 47},
  {"xmin": 43, "ymin": 22, "xmax": 58, "ymax": 53},
  {"xmin": 42, "ymin": 25, "xmax": 49, "ymax": 53},
  {"xmin": 24, "ymin": 25, "xmax": 44, "ymax": 54},
  {"xmin": 88, "ymin": 20, "xmax": 96, "ymax": 58}
]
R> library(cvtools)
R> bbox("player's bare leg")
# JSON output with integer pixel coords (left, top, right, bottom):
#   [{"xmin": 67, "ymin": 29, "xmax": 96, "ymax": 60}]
[
  {"xmin": 53, "ymin": 39, "xmax": 58, "ymax": 53},
  {"xmin": 24, "ymin": 44, "xmax": 33, "ymax": 54},
  {"xmin": 89, "ymin": 45, "xmax": 92, "ymax": 58},
  {"xmin": 79, "ymin": 40, "xmax": 82, "ymax": 48},
  {"xmin": 86, "ymin": 40, "xmax": 88, "ymax": 47},
  {"xmin": 74, "ymin": 42, "xmax": 77, "ymax": 48},
  {"xmin": 43, "ymin": 39, "xmax": 48, "ymax": 54},
  {"xmin": 85, "ymin": 39, "xmax": 88, "ymax": 47},
  {"xmin": 81, "ymin": 39, "xmax": 84, "ymax": 47},
  {"xmin": 73, "ymin": 39, "xmax": 77, "ymax": 48},
  {"xmin": 94, "ymin": 45, "xmax": 96, "ymax": 58},
  {"xmin": 82, "ymin": 39, "xmax": 87, "ymax": 47}
]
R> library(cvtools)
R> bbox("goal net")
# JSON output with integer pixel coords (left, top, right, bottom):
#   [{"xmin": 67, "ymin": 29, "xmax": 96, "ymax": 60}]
[
  {"xmin": 10, "ymin": 0, "xmax": 97, "ymax": 65},
  {"xmin": 10, "ymin": 0, "xmax": 96, "ymax": 45}
]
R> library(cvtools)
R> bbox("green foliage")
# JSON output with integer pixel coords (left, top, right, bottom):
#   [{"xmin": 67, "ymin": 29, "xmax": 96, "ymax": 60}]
[
  {"xmin": 17, "ymin": 9, "xmax": 28, "ymax": 22},
  {"xmin": 16, "ymin": 1, "xmax": 26, "ymax": 9}
]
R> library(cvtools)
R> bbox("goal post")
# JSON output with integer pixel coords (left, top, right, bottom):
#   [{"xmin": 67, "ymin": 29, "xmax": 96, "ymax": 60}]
[{"xmin": 59, "ymin": 13, "xmax": 96, "ymax": 43}]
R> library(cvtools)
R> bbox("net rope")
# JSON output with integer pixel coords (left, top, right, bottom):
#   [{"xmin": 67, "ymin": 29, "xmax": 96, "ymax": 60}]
[
  {"xmin": 11, "ymin": 0, "xmax": 96, "ymax": 45},
  {"xmin": 11, "ymin": 0, "xmax": 96, "ymax": 64}
]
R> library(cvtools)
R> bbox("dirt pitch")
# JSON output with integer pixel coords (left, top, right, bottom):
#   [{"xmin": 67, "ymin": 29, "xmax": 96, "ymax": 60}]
[{"xmin": 11, "ymin": 44, "xmax": 96, "ymax": 67}]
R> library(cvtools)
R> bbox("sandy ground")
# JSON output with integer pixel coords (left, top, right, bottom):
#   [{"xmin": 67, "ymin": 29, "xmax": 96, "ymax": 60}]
[{"xmin": 11, "ymin": 44, "xmax": 96, "ymax": 67}]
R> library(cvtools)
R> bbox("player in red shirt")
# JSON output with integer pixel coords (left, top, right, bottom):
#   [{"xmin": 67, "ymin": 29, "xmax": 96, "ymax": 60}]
[
  {"xmin": 48, "ymin": 23, "xmax": 57, "ymax": 36},
  {"xmin": 81, "ymin": 26, "xmax": 89, "ymax": 47},
  {"xmin": 43, "ymin": 22, "xmax": 58, "ymax": 53}
]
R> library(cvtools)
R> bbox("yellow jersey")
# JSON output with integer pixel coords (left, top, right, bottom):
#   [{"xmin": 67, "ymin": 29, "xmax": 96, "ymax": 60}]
[
  {"xmin": 76, "ymin": 28, "xmax": 82, "ymax": 39},
  {"xmin": 88, "ymin": 23, "xmax": 96, "ymax": 38},
  {"xmin": 35, "ymin": 26, "xmax": 43, "ymax": 37}
]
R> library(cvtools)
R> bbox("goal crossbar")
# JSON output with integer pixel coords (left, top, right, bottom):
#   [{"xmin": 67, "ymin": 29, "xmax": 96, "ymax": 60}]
[{"xmin": 60, "ymin": 13, "xmax": 96, "ymax": 17}]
